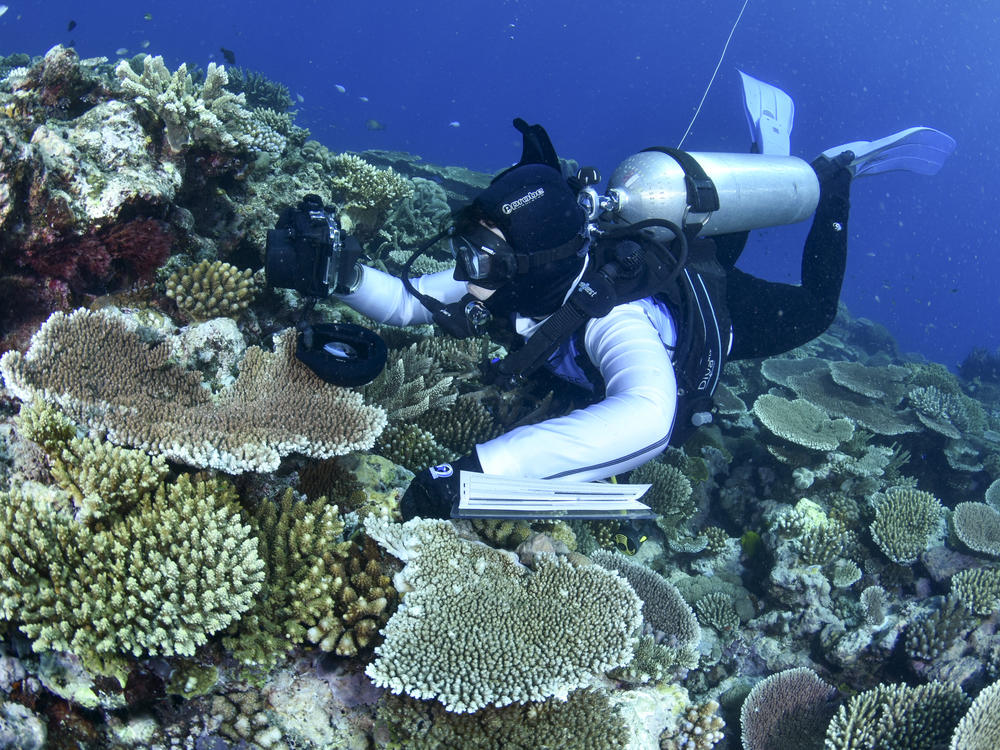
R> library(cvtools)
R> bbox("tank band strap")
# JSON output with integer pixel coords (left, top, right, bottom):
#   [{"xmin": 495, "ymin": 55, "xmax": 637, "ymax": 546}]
[{"xmin": 640, "ymin": 147, "xmax": 721, "ymax": 215}]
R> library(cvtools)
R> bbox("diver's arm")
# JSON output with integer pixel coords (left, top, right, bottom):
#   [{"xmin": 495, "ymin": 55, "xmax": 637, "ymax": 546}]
[
  {"xmin": 336, "ymin": 266, "xmax": 467, "ymax": 326},
  {"xmin": 475, "ymin": 301, "xmax": 678, "ymax": 481}
]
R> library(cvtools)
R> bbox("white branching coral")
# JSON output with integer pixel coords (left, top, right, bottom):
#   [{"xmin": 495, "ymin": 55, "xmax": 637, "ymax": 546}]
[{"xmin": 116, "ymin": 55, "xmax": 254, "ymax": 153}]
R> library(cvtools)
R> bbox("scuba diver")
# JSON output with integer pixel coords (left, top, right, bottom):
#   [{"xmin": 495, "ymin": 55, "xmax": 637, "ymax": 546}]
[{"xmin": 267, "ymin": 76, "xmax": 955, "ymax": 529}]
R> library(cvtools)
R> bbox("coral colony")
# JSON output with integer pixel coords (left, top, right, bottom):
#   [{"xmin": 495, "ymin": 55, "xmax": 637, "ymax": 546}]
[{"xmin": 1, "ymin": 45, "xmax": 1000, "ymax": 749}]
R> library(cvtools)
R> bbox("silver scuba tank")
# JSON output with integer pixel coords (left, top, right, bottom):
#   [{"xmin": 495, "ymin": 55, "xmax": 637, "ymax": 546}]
[{"xmin": 605, "ymin": 150, "xmax": 819, "ymax": 237}]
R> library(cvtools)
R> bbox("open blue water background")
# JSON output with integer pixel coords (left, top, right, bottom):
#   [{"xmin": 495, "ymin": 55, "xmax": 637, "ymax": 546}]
[{"xmin": 5, "ymin": 0, "xmax": 997, "ymax": 370}]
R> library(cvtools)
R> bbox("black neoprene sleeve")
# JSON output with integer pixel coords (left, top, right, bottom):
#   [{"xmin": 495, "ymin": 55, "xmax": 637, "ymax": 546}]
[{"xmin": 725, "ymin": 167, "xmax": 851, "ymax": 361}]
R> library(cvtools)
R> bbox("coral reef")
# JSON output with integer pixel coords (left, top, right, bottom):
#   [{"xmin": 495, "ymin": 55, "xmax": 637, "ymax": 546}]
[
  {"xmin": 0, "ymin": 308, "xmax": 386, "ymax": 473},
  {"xmin": 363, "ymin": 517, "xmax": 642, "ymax": 712},
  {"xmin": 116, "ymin": 55, "xmax": 255, "ymax": 154}
]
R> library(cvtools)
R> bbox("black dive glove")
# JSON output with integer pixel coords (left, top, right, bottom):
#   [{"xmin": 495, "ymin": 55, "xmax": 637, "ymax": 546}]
[{"xmin": 399, "ymin": 452, "xmax": 484, "ymax": 521}]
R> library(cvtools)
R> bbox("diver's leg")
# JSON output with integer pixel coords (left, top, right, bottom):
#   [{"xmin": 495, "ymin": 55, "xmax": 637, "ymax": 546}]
[{"xmin": 727, "ymin": 155, "xmax": 851, "ymax": 360}]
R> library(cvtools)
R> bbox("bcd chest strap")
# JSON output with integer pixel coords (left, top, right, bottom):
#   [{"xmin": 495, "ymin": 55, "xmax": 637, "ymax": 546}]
[{"xmin": 481, "ymin": 229, "xmax": 732, "ymax": 447}]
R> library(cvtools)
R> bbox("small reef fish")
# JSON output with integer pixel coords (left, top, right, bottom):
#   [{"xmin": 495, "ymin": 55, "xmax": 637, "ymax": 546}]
[
  {"xmin": 116, "ymin": 47, "xmax": 129, "ymax": 56},
  {"xmin": 141, "ymin": 40, "xmax": 150, "ymax": 48},
  {"xmin": 358, "ymin": 96, "xmax": 369, "ymax": 102},
  {"xmin": 365, "ymin": 119, "xmax": 386, "ymax": 131},
  {"xmin": 0, "ymin": 6, "xmax": 8, "ymax": 18},
  {"xmin": 67, "ymin": 20, "xmax": 76, "ymax": 31},
  {"xmin": 296, "ymin": 93, "xmax": 305, "ymax": 103},
  {"xmin": 144, "ymin": 12, "xmax": 152, "ymax": 21},
  {"xmin": 449, "ymin": 121, "xmax": 461, "ymax": 128},
  {"xmin": 220, "ymin": 47, "xmax": 236, "ymax": 65},
  {"xmin": 334, "ymin": 84, "xmax": 346, "ymax": 94}
]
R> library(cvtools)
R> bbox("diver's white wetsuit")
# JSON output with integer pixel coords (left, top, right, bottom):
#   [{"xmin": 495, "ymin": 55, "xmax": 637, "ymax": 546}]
[{"xmin": 340, "ymin": 265, "xmax": 679, "ymax": 482}]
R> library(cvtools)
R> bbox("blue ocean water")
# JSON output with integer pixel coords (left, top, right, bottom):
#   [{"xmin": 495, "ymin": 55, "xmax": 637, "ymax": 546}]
[{"xmin": 5, "ymin": 0, "xmax": 997, "ymax": 370}]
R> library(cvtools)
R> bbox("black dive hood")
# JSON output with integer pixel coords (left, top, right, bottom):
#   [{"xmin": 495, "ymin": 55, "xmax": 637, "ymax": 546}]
[{"xmin": 399, "ymin": 118, "xmax": 585, "ymax": 338}]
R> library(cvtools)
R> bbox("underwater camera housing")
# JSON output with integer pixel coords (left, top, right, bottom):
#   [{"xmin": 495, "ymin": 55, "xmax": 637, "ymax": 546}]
[
  {"xmin": 265, "ymin": 193, "xmax": 342, "ymax": 298},
  {"xmin": 265, "ymin": 194, "xmax": 387, "ymax": 387}
]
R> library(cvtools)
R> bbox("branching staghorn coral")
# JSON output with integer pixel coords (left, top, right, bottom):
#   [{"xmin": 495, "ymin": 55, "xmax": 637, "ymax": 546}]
[
  {"xmin": 950, "ymin": 567, "xmax": 1000, "ymax": 616},
  {"xmin": 905, "ymin": 596, "xmax": 974, "ymax": 661},
  {"xmin": 824, "ymin": 681, "xmax": 970, "ymax": 750},
  {"xmin": 949, "ymin": 678, "xmax": 1000, "ymax": 750},
  {"xmin": 630, "ymin": 459, "xmax": 695, "ymax": 532},
  {"xmin": 116, "ymin": 55, "xmax": 254, "ymax": 153},
  {"xmin": 0, "ymin": 472, "xmax": 264, "ymax": 673},
  {"xmin": 15, "ymin": 399, "xmax": 169, "ymax": 528},
  {"xmin": 327, "ymin": 153, "xmax": 413, "ymax": 238},
  {"xmin": 869, "ymin": 487, "xmax": 943, "ymax": 564},
  {"xmin": 223, "ymin": 489, "xmax": 396, "ymax": 670},
  {"xmin": 362, "ymin": 341, "xmax": 456, "ymax": 422},
  {"xmin": 0, "ymin": 309, "xmax": 386, "ymax": 473},
  {"xmin": 364, "ymin": 517, "xmax": 641, "ymax": 713}
]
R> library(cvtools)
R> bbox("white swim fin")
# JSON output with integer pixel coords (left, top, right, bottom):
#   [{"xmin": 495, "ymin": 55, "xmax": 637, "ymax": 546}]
[
  {"xmin": 453, "ymin": 471, "xmax": 657, "ymax": 520},
  {"xmin": 822, "ymin": 126, "xmax": 956, "ymax": 178},
  {"xmin": 739, "ymin": 70, "xmax": 795, "ymax": 156}
]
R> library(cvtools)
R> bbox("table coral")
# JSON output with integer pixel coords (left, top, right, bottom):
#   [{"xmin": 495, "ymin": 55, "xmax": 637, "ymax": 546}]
[
  {"xmin": 752, "ymin": 393, "xmax": 855, "ymax": 451},
  {"xmin": 740, "ymin": 667, "xmax": 838, "ymax": 750},
  {"xmin": 589, "ymin": 549, "xmax": 701, "ymax": 672},
  {"xmin": 0, "ymin": 308, "xmax": 387, "ymax": 473},
  {"xmin": 364, "ymin": 517, "xmax": 642, "ymax": 713},
  {"xmin": 952, "ymin": 501, "xmax": 1000, "ymax": 557}
]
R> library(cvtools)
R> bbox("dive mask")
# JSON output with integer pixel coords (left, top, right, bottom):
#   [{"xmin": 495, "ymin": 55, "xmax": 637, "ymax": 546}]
[{"xmin": 450, "ymin": 222, "xmax": 517, "ymax": 289}]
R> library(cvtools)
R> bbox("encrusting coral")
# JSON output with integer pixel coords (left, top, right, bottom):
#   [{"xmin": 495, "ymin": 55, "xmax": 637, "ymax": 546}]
[
  {"xmin": 364, "ymin": 517, "xmax": 642, "ymax": 713},
  {"xmin": 0, "ymin": 308, "xmax": 386, "ymax": 473},
  {"xmin": 165, "ymin": 259, "xmax": 263, "ymax": 321}
]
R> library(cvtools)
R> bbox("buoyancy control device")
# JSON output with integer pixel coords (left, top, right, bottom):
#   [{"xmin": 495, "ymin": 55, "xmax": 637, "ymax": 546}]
[{"xmin": 481, "ymin": 145, "xmax": 820, "ymax": 445}]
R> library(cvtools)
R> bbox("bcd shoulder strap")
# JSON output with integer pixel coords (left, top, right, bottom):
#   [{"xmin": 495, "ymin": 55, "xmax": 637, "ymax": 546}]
[{"xmin": 659, "ymin": 238, "xmax": 732, "ymax": 447}]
